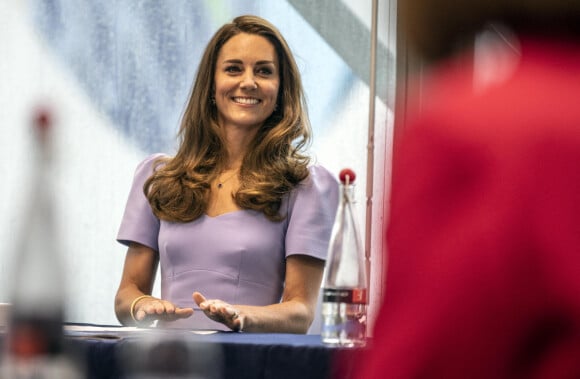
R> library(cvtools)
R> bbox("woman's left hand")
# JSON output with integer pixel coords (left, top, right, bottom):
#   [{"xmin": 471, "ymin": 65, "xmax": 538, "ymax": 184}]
[{"xmin": 193, "ymin": 292, "xmax": 244, "ymax": 332}]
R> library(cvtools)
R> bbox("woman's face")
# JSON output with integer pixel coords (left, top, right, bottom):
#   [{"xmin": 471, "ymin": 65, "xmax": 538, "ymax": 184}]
[{"xmin": 214, "ymin": 33, "xmax": 280, "ymax": 132}]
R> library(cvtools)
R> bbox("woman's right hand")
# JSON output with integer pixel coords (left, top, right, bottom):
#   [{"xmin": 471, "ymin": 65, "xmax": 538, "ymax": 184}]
[{"xmin": 132, "ymin": 296, "xmax": 194, "ymax": 325}]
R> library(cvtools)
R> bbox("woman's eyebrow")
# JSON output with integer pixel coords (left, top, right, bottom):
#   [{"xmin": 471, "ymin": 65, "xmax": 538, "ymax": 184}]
[{"xmin": 221, "ymin": 59, "xmax": 275, "ymax": 65}]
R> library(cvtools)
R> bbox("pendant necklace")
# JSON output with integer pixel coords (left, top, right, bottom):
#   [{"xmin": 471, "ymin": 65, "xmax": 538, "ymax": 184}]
[{"xmin": 217, "ymin": 170, "xmax": 239, "ymax": 189}]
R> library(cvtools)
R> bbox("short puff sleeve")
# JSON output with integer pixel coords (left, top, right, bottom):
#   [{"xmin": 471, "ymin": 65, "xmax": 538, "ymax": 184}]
[
  {"xmin": 285, "ymin": 165, "xmax": 339, "ymax": 260},
  {"xmin": 116, "ymin": 154, "xmax": 164, "ymax": 251}
]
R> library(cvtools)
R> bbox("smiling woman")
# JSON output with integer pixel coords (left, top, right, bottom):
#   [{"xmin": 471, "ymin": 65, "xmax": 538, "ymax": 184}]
[
  {"xmin": 0, "ymin": 1, "xmax": 395, "ymax": 333},
  {"xmin": 114, "ymin": 15, "xmax": 339, "ymax": 333}
]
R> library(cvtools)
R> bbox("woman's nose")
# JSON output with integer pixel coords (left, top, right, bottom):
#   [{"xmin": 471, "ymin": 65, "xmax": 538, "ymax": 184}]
[{"xmin": 240, "ymin": 72, "xmax": 258, "ymax": 90}]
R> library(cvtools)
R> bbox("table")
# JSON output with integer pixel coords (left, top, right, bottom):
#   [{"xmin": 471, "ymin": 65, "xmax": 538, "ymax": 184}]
[{"xmin": 62, "ymin": 324, "xmax": 367, "ymax": 379}]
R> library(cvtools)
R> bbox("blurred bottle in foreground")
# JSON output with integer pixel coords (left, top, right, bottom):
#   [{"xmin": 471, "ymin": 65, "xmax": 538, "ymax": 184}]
[
  {"xmin": 0, "ymin": 107, "xmax": 82, "ymax": 378},
  {"xmin": 119, "ymin": 330, "xmax": 224, "ymax": 379},
  {"xmin": 321, "ymin": 168, "xmax": 368, "ymax": 347}
]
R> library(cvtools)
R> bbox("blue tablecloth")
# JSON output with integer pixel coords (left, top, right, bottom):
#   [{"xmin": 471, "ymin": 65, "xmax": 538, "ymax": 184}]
[{"xmin": 63, "ymin": 324, "xmax": 366, "ymax": 379}]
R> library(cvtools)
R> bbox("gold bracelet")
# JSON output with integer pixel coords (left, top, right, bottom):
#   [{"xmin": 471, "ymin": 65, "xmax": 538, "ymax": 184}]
[{"xmin": 130, "ymin": 295, "xmax": 153, "ymax": 324}]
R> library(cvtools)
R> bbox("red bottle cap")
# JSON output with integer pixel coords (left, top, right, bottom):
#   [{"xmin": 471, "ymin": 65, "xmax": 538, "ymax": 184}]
[
  {"xmin": 33, "ymin": 106, "xmax": 52, "ymax": 142},
  {"xmin": 339, "ymin": 168, "xmax": 356, "ymax": 184}
]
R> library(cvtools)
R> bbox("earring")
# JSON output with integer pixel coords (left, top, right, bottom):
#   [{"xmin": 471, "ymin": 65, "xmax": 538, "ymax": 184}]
[{"xmin": 210, "ymin": 97, "xmax": 216, "ymax": 105}]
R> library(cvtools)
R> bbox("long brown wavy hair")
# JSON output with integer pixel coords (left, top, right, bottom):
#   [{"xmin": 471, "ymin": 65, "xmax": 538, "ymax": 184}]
[{"xmin": 144, "ymin": 15, "xmax": 311, "ymax": 222}]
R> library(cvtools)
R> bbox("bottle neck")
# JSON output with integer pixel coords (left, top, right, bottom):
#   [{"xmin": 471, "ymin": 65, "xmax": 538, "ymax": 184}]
[{"xmin": 340, "ymin": 183, "xmax": 356, "ymax": 204}]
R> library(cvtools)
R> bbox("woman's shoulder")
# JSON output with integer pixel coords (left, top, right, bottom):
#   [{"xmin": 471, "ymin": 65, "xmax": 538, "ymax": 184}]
[
  {"xmin": 134, "ymin": 153, "xmax": 171, "ymax": 173},
  {"xmin": 290, "ymin": 164, "xmax": 339, "ymax": 200},
  {"xmin": 285, "ymin": 163, "xmax": 339, "ymax": 234},
  {"xmin": 305, "ymin": 164, "xmax": 338, "ymax": 187},
  {"xmin": 137, "ymin": 153, "xmax": 170, "ymax": 168},
  {"xmin": 130, "ymin": 153, "xmax": 172, "ymax": 185}
]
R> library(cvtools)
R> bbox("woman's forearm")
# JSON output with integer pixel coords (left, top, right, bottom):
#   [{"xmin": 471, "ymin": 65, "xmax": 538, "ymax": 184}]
[{"xmin": 237, "ymin": 300, "xmax": 314, "ymax": 333}]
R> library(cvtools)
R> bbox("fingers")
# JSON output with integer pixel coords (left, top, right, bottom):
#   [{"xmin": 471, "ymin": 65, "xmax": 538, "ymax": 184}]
[
  {"xmin": 134, "ymin": 297, "xmax": 193, "ymax": 323},
  {"xmin": 168, "ymin": 307, "xmax": 194, "ymax": 321},
  {"xmin": 162, "ymin": 307, "xmax": 194, "ymax": 322},
  {"xmin": 193, "ymin": 292, "xmax": 243, "ymax": 331},
  {"xmin": 193, "ymin": 291, "xmax": 207, "ymax": 307}
]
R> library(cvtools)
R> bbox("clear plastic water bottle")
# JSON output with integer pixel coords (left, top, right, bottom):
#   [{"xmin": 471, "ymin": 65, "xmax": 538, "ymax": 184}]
[
  {"xmin": 1, "ymin": 107, "xmax": 83, "ymax": 378},
  {"xmin": 321, "ymin": 168, "xmax": 367, "ymax": 347}
]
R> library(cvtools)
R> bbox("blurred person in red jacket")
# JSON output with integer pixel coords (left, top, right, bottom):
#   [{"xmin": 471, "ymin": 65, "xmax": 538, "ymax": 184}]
[{"xmin": 357, "ymin": 0, "xmax": 580, "ymax": 378}]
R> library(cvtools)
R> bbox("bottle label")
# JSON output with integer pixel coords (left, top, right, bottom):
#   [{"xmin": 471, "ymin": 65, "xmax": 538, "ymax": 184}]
[{"xmin": 322, "ymin": 288, "xmax": 367, "ymax": 304}]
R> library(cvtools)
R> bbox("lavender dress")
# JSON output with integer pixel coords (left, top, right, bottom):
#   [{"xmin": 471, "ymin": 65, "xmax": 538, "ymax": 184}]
[{"xmin": 117, "ymin": 154, "xmax": 339, "ymax": 330}]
